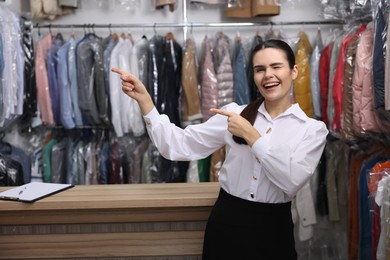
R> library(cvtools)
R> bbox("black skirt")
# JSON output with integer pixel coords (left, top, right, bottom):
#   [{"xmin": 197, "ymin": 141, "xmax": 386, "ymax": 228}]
[{"xmin": 202, "ymin": 188, "xmax": 297, "ymax": 260}]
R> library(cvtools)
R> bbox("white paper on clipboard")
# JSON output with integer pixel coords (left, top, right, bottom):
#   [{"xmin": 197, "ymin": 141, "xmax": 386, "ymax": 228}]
[{"xmin": 0, "ymin": 182, "xmax": 74, "ymax": 203}]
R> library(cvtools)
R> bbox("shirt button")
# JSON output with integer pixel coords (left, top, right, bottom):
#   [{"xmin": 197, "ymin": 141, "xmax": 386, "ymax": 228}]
[
  {"xmin": 252, "ymin": 176, "xmax": 257, "ymax": 181},
  {"xmin": 145, "ymin": 120, "xmax": 151, "ymax": 126},
  {"xmin": 255, "ymin": 157, "xmax": 260, "ymax": 163},
  {"xmin": 250, "ymin": 192, "xmax": 254, "ymax": 198}
]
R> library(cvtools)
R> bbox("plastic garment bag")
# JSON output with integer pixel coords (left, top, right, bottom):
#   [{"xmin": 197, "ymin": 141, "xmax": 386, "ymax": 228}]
[
  {"xmin": 147, "ymin": 34, "xmax": 164, "ymax": 108},
  {"xmin": 341, "ymin": 33, "xmax": 360, "ymax": 141},
  {"xmin": 200, "ymin": 35, "xmax": 218, "ymax": 122},
  {"xmin": 109, "ymin": 139, "xmax": 121, "ymax": 184},
  {"xmin": 141, "ymin": 142, "xmax": 161, "ymax": 183},
  {"xmin": 331, "ymin": 24, "xmax": 367, "ymax": 133},
  {"xmin": 352, "ymin": 23, "xmax": 381, "ymax": 136},
  {"xmin": 118, "ymin": 135, "xmax": 136, "ymax": 184},
  {"xmin": 233, "ymin": 35, "xmax": 249, "ymax": 105},
  {"xmin": 214, "ymin": 32, "xmax": 234, "ymax": 108},
  {"xmin": 21, "ymin": 16, "xmax": 37, "ymax": 118},
  {"xmin": 181, "ymin": 36, "xmax": 202, "ymax": 125},
  {"xmin": 50, "ymin": 137, "xmax": 68, "ymax": 183},
  {"xmin": 0, "ymin": 153, "xmax": 24, "ymax": 186},
  {"xmin": 375, "ymin": 174, "xmax": 390, "ymax": 260},
  {"xmin": 310, "ymin": 29, "xmax": 324, "ymax": 120},
  {"xmin": 76, "ymin": 33, "xmax": 109, "ymax": 126},
  {"xmin": 0, "ymin": 34, "xmax": 3, "ymax": 122},
  {"xmin": 0, "ymin": 7, "xmax": 25, "ymax": 128},
  {"xmin": 294, "ymin": 31, "xmax": 313, "ymax": 118},
  {"xmin": 373, "ymin": 0, "xmax": 390, "ymax": 132},
  {"xmin": 135, "ymin": 36, "xmax": 149, "ymax": 86},
  {"xmin": 147, "ymin": 32, "xmax": 188, "ymax": 183},
  {"xmin": 158, "ymin": 32, "xmax": 182, "ymax": 127},
  {"xmin": 247, "ymin": 33, "xmax": 263, "ymax": 102}
]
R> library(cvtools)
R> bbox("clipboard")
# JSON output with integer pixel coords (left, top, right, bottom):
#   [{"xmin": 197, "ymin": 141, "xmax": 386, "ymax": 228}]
[{"xmin": 0, "ymin": 182, "xmax": 74, "ymax": 203}]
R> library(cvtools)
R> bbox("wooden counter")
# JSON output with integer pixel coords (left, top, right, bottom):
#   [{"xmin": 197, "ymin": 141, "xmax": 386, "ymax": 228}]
[{"xmin": 0, "ymin": 182, "xmax": 219, "ymax": 259}]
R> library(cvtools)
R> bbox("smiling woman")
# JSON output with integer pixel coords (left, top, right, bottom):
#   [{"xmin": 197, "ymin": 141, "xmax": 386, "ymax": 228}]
[
  {"xmin": 111, "ymin": 39, "xmax": 328, "ymax": 260},
  {"xmin": 251, "ymin": 40, "xmax": 298, "ymax": 116}
]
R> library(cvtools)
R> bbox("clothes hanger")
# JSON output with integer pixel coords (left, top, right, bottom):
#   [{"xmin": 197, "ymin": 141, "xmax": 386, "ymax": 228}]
[
  {"xmin": 108, "ymin": 24, "xmax": 117, "ymax": 40},
  {"xmin": 127, "ymin": 30, "xmax": 134, "ymax": 45},
  {"xmin": 166, "ymin": 31, "xmax": 174, "ymax": 41},
  {"xmin": 235, "ymin": 31, "xmax": 241, "ymax": 41}
]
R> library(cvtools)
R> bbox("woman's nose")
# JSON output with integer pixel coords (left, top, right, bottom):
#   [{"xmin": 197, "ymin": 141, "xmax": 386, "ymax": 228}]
[{"xmin": 264, "ymin": 68, "xmax": 273, "ymax": 78}]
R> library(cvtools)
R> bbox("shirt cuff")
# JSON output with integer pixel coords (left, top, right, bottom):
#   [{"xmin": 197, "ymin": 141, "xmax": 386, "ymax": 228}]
[
  {"xmin": 143, "ymin": 106, "xmax": 159, "ymax": 127},
  {"xmin": 251, "ymin": 133, "xmax": 271, "ymax": 161}
]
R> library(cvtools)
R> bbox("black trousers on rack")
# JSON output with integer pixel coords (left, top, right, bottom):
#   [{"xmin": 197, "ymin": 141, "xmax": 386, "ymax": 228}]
[{"xmin": 202, "ymin": 188, "xmax": 297, "ymax": 260}]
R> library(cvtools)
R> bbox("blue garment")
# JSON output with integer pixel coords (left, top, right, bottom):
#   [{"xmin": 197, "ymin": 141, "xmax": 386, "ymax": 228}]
[
  {"xmin": 373, "ymin": 2, "xmax": 385, "ymax": 109},
  {"xmin": 372, "ymin": 0, "xmax": 390, "ymax": 130},
  {"xmin": 57, "ymin": 40, "xmax": 76, "ymax": 129},
  {"xmin": 47, "ymin": 34, "xmax": 64, "ymax": 125},
  {"xmin": 0, "ymin": 143, "xmax": 31, "ymax": 184},
  {"xmin": 0, "ymin": 33, "xmax": 3, "ymax": 77},
  {"xmin": 0, "ymin": 33, "xmax": 4, "ymax": 120},
  {"xmin": 68, "ymin": 37, "xmax": 84, "ymax": 127},
  {"xmin": 99, "ymin": 141, "xmax": 110, "ymax": 184},
  {"xmin": 233, "ymin": 38, "xmax": 249, "ymax": 105},
  {"xmin": 66, "ymin": 138, "xmax": 78, "ymax": 184},
  {"xmin": 358, "ymin": 155, "xmax": 389, "ymax": 260}
]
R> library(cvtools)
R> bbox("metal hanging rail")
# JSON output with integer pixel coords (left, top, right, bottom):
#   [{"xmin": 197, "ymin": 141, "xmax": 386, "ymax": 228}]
[
  {"xmin": 34, "ymin": 20, "xmax": 346, "ymax": 42},
  {"xmin": 33, "ymin": 19, "xmax": 345, "ymax": 30}
]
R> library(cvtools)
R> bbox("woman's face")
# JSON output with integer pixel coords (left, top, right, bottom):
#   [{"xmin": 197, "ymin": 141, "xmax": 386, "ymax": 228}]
[{"xmin": 252, "ymin": 48, "xmax": 298, "ymax": 105}]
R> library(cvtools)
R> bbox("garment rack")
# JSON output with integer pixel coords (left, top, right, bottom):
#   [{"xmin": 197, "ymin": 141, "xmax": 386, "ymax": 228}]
[{"xmin": 34, "ymin": 20, "xmax": 346, "ymax": 42}]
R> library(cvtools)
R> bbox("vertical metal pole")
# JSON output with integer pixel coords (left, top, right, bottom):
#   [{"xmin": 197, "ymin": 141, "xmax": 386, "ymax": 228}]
[{"xmin": 183, "ymin": 0, "xmax": 188, "ymax": 42}]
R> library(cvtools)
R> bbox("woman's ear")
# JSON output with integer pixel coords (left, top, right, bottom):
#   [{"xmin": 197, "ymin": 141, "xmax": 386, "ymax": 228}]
[{"xmin": 291, "ymin": 65, "xmax": 298, "ymax": 80}]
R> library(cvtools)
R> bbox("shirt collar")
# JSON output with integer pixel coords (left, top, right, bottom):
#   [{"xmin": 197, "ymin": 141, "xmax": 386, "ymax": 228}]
[{"xmin": 258, "ymin": 102, "xmax": 308, "ymax": 122}]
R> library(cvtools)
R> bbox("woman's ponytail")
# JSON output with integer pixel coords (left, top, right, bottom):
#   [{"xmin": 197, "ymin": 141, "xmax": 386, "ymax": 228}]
[{"xmin": 232, "ymin": 98, "xmax": 262, "ymax": 145}]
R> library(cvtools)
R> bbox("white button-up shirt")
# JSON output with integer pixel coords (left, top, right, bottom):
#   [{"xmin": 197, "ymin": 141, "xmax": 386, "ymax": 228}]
[{"xmin": 144, "ymin": 102, "xmax": 328, "ymax": 203}]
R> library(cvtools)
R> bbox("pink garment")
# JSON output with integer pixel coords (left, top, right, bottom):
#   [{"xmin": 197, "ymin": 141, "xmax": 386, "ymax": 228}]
[
  {"xmin": 200, "ymin": 36, "xmax": 218, "ymax": 122},
  {"xmin": 331, "ymin": 24, "xmax": 367, "ymax": 132},
  {"xmin": 351, "ymin": 24, "xmax": 381, "ymax": 135},
  {"xmin": 35, "ymin": 34, "xmax": 54, "ymax": 126},
  {"xmin": 214, "ymin": 32, "xmax": 233, "ymax": 108}
]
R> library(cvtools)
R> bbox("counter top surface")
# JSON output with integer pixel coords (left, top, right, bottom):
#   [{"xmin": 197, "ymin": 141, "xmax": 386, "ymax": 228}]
[
  {"xmin": 0, "ymin": 183, "xmax": 218, "ymax": 258},
  {"xmin": 0, "ymin": 182, "xmax": 220, "ymax": 211}
]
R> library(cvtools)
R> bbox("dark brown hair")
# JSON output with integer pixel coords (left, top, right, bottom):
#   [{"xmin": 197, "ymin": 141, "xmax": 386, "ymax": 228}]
[{"xmin": 232, "ymin": 39, "xmax": 296, "ymax": 145}]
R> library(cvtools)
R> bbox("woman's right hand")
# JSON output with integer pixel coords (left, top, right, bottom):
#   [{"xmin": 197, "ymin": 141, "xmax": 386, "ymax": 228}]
[
  {"xmin": 210, "ymin": 108, "xmax": 261, "ymax": 147},
  {"xmin": 111, "ymin": 68, "xmax": 154, "ymax": 115}
]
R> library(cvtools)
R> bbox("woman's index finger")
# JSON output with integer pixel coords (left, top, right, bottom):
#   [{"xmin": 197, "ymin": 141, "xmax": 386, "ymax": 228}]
[
  {"xmin": 111, "ymin": 68, "xmax": 137, "ymax": 82},
  {"xmin": 111, "ymin": 68, "xmax": 126, "ymax": 75},
  {"xmin": 210, "ymin": 108, "xmax": 234, "ymax": 117}
]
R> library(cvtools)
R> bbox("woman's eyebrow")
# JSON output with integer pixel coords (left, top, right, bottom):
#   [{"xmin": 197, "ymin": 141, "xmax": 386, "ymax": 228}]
[
  {"xmin": 270, "ymin": 62, "xmax": 284, "ymax": 66},
  {"xmin": 253, "ymin": 64, "xmax": 264, "ymax": 69},
  {"xmin": 253, "ymin": 62, "xmax": 284, "ymax": 69}
]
